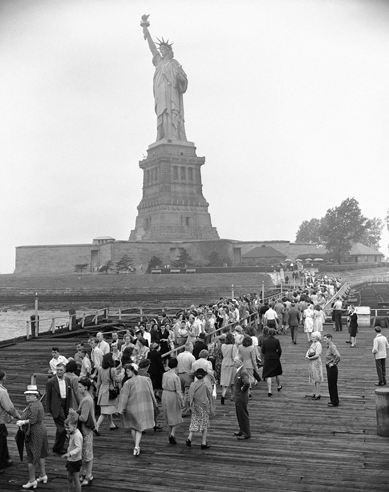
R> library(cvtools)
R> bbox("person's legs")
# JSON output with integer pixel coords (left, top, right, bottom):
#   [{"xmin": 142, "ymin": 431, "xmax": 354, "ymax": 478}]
[
  {"xmin": 235, "ymin": 399, "xmax": 250, "ymax": 437},
  {"xmin": 381, "ymin": 359, "xmax": 386, "ymax": 384},
  {"xmin": 39, "ymin": 458, "xmax": 46, "ymax": 479},
  {"xmin": 95, "ymin": 414, "xmax": 105, "ymax": 432},
  {"xmin": 201, "ymin": 428, "xmax": 208, "ymax": 445},
  {"xmin": 27, "ymin": 463, "xmax": 36, "ymax": 482},
  {"xmin": 73, "ymin": 471, "xmax": 81, "ymax": 492},
  {"xmin": 314, "ymin": 381, "xmax": 321, "ymax": 397},
  {"xmin": 376, "ymin": 359, "xmax": 384, "ymax": 384},
  {"xmin": 266, "ymin": 377, "xmax": 272, "ymax": 394},
  {"xmin": 0, "ymin": 424, "xmax": 10, "ymax": 470},
  {"xmin": 53, "ymin": 414, "xmax": 67, "ymax": 453},
  {"xmin": 326, "ymin": 365, "xmax": 339, "ymax": 405},
  {"xmin": 67, "ymin": 470, "xmax": 73, "ymax": 492}
]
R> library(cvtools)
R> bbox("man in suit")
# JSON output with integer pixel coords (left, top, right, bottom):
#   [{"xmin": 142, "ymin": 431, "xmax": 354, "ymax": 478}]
[
  {"xmin": 0, "ymin": 370, "xmax": 21, "ymax": 474},
  {"xmin": 288, "ymin": 302, "xmax": 300, "ymax": 344},
  {"xmin": 232, "ymin": 357, "xmax": 251, "ymax": 440},
  {"xmin": 46, "ymin": 362, "xmax": 71, "ymax": 454}
]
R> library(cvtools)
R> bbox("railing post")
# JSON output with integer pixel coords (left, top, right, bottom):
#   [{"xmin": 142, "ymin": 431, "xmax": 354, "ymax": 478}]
[
  {"xmin": 81, "ymin": 313, "xmax": 85, "ymax": 328},
  {"xmin": 69, "ymin": 314, "xmax": 72, "ymax": 331},
  {"xmin": 50, "ymin": 318, "xmax": 55, "ymax": 333},
  {"xmin": 34, "ymin": 292, "xmax": 39, "ymax": 337},
  {"xmin": 231, "ymin": 284, "xmax": 234, "ymax": 298},
  {"xmin": 140, "ymin": 307, "xmax": 143, "ymax": 322},
  {"xmin": 26, "ymin": 321, "xmax": 30, "ymax": 340},
  {"xmin": 118, "ymin": 308, "xmax": 122, "ymax": 321}
]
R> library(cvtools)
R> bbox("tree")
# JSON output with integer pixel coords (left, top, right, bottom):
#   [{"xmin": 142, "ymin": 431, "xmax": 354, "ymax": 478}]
[
  {"xmin": 296, "ymin": 218, "xmax": 323, "ymax": 243},
  {"xmin": 208, "ymin": 251, "xmax": 224, "ymax": 267},
  {"xmin": 146, "ymin": 256, "xmax": 162, "ymax": 272},
  {"xmin": 115, "ymin": 254, "xmax": 134, "ymax": 273},
  {"xmin": 319, "ymin": 198, "xmax": 368, "ymax": 263},
  {"xmin": 74, "ymin": 263, "xmax": 88, "ymax": 273},
  {"xmin": 98, "ymin": 260, "xmax": 114, "ymax": 273},
  {"xmin": 359, "ymin": 217, "xmax": 383, "ymax": 248},
  {"xmin": 172, "ymin": 248, "xmax": 193, "ymax": 268}
]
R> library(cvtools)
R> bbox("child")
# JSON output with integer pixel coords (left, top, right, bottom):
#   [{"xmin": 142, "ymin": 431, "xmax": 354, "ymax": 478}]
[{"xmin": 62, "ymin": 413, "xmax": 83, "ymax": 492}]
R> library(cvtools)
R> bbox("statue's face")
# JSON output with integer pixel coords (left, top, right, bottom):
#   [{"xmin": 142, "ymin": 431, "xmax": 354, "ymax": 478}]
[{"xmin": 160, "ymin": 45, "xmax": 172, "ymax": 58}]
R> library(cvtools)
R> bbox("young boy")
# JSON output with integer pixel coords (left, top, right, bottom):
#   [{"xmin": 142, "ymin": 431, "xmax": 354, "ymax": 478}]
[{"xmin": 62, "ymin": 414, "xmax": 83, "ymax": 492}]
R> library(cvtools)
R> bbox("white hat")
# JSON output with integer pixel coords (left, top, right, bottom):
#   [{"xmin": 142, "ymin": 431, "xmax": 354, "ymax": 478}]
[{"xmin": 24, "ymin": 384, "xmax": 39, "ymax": 395}]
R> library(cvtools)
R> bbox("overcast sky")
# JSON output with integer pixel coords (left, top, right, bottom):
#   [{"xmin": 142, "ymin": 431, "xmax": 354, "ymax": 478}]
[{"xmin": 1, "ymin": 0, "xmax": 388, "ymax": 273}]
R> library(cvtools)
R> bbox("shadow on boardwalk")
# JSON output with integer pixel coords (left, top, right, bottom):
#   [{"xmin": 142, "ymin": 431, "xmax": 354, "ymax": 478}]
[{"xmin": 1, "ymin": 324, "xmax": 389, "ymax": 491}]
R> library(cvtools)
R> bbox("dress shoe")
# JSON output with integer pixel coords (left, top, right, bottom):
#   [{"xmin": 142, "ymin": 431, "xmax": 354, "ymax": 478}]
[
  {"xmin": 220, "ymin": 396, "xmax": 225, "ymax": 405},
  {"xmin": 233, "ymin": 431, "xmax": 242, "ymax": 436},
  {"xmin": 185, "ymin": 438, "xmax": 191, "ymax": 447},
  {"xmin": 327, "ymin": 402, "xmax": 339, "ymax": 407},
  {"xmin": 169, "ymin": 435, "xmax": 177, "ymax": 445},
  {"xmin": 268, "ymin": 392, "xmax": 272, "ymax": 397},
  {"xmin": 37, "ymin": 474, "xmax": 48, "ymax": 484},
  {"xmin": 277, "ymin": 385, "xmax": 283, "ymax": 392},
  {"xmin": 22, "ymin": 480, "xmax": 37, "ymax": 489},
  {"xmin": 201, "ymin": 443, "xmax": 210, "ymax": 449},
  {"xmin": 237, "ymin": 435, "xmax": 250, "ymax": 440},
  {"xmin": 133, "ymin": 447, "xmax": 140, "ymax": 456},
  {"xmin": 109, "ymin": 424, "xmax": 119, "ymax": 431},
  {"xmin": 375, "ymin": 383, "xmax": 384, "ymax": 386},
  {"xmin": 93, "ymin": 429, "xmax": 101, "ymax": 436},
  {"xmin": 81, "ymin": 476, "xmax": 93, "ymax": 486},
  {"xmin": 311, "ymin": 395, "xmax": 321, "ymax": 400}
]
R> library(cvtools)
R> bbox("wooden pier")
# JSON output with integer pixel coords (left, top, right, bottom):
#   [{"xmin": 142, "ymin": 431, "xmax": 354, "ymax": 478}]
[{"xmin": 1, "ymin": 324, "xmax": 389, "ymax": 491}]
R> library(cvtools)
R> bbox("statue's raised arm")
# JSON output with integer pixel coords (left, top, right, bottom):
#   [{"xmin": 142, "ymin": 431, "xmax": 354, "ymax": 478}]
[
  {"xmin": 139, "ymin": 14, "xmax": 188, "ymax": 142},
  {"xmin": 140, "ymin": 14, "xmax": 159, "ymax": 59}
]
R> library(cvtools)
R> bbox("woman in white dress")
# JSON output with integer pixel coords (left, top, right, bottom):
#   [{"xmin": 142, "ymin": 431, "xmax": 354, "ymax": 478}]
[
  {"xmin": 303, "ymin": 304, "xmax": 315, "ymax": 342},
  {"xmin": 313, "ymin": 305, "xmax": 326, "ymax": 333},
  {"xmin": 219, "ymin": 333, "xmax": 237, "ymax": 404},
  {"xmin": 305, "ymin": 331, "xmax": 323, "ymax": 400}
]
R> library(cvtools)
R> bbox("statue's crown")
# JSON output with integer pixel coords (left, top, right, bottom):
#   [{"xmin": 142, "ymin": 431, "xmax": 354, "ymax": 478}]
[{"xmin": 156, "ymin": 37, "xmax": 173, "ymax": 49}]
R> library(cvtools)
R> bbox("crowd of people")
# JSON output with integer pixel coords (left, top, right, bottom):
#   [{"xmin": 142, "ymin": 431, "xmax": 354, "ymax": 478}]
[{"xmin": 2, "ymin": 270, "xmax": 388, "ymax": 490}]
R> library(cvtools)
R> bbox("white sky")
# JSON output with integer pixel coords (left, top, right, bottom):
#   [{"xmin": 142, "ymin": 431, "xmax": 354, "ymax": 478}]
[{"xmin": 1, "ymin": 0, "xmax": 388, "ymax": 273}]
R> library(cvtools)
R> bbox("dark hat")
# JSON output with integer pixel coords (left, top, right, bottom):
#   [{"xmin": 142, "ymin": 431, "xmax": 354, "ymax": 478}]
[
  {"xmin": 138, "ymin": 359, "xmax": 151, "ymax": 369},
  {"xmin": 194, "ymin": 367, "xmax": 207, "ymax": 378}
]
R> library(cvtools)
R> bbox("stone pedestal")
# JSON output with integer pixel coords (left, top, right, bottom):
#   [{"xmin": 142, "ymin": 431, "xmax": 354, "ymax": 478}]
[
  {"xmin": 129, "ymin": 140, "xmax": 219, "ymax": 241},
  {"xmin": 375, "ymin": 387, "xmax": 389, "ymax": 437}
]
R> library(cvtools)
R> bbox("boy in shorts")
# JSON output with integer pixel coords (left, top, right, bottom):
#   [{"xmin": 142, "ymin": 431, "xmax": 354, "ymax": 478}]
[{"xmin": 62, "ymin": 414, "xmax": 83, "ymax": 492}]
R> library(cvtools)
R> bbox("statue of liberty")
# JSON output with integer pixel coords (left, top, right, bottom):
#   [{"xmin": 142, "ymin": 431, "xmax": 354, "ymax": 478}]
[{"xmin": 140, "ymin": 15, "xmax": 188, "ymax": 142}]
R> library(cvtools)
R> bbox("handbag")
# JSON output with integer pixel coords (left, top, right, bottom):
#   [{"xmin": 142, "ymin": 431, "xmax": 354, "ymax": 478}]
[{"xmin": 108, "ymin": 369, "xmax": 120, "ymax": 400}]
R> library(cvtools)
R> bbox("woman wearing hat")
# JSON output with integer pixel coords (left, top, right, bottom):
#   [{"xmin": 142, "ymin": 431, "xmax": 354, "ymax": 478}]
[
  {"xmin": 186, "ymin": 368, "xmax": 215, "ymax": 449},
  {"xmin": 117, "ymin": 363, "xmax": 157, "ymax": 456},
  {"xmin": 16, "ymin": 385, "xmax": 48, "ymax": 489},
  {"xmin": 305, "ymin": 331, "xmax": 324, "ymax": 400}
]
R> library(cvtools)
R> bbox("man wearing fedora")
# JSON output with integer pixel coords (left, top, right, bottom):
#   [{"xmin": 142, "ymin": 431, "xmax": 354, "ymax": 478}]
[
  {"xmin": 0, "ymin": 369, "xmax": 21, "ymax": 473},
  {"xmin": 232, "ymin": 358, "xmax": 251, "ymax": 440},
  {"xmin": 46, "ymin": 362, "xmax": 71, "ymax": 455}
]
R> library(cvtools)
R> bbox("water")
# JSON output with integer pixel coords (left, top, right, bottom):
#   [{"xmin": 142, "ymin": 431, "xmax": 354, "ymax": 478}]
[{"xmin": 0, "ymin": 309, "xmax": 74, "ymax": 341}]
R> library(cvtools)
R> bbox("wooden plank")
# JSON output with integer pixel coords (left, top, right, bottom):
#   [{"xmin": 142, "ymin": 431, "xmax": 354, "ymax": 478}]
[{"xmin": 0, "ymin": 324, "xmax": 389, "ymax": 491}]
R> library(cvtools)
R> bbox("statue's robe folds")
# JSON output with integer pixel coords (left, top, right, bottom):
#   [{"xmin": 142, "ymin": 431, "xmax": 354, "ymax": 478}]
[{"xmin": 152, "ymin": 53, "xmax": 188, "ymax": 141}]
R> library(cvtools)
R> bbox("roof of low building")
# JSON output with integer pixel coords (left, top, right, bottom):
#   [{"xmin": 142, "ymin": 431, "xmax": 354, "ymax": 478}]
[
  {"xmin": 349, "ymin": 242, "xmax": 384, "ymax": 256},
  {"xmin": 243, "ymin": 245, "xmax": 287, "ymax": 259}
]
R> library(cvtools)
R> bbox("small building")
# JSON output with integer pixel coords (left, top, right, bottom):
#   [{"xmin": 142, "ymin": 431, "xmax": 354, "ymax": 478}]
[
  {"xmin": 241, "ymin": 245, "xmax": 286, "ymax": 266},
  {"xmin": 349, "ymin": 243, "xmax": 384, "ymax": 264}
]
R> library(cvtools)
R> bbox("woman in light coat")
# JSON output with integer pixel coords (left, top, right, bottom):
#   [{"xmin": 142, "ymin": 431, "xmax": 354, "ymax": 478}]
[{"xmin": 118, "ymin": 363, "xmax": 157, "ymax": 456}]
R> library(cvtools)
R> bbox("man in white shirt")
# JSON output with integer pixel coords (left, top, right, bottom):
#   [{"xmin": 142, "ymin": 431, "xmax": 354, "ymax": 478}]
[
  {"xmin": 49, "ymin": 347, "xmax": 68, "ymax": 375},
  {"xmin": 372, "ymin": 326, "xmax": 389, "ymax": 386},
  {"xmin": 177, "ymin": 342, "xmax": 195, "ymax": 416},
  {"xmin": 332, "ymin": 298, "xmax": 343, "ymax": 332},
  {"xmin": 96, "ymin": 332, "xmax": 110, "ymax": 355},
  {"xmin": 263, "ymin": 304, "xmax": 278, "ymax": 330},
  {"xmin": 89, "ymin": 338, "xmax": 103, "ymax": 377}
]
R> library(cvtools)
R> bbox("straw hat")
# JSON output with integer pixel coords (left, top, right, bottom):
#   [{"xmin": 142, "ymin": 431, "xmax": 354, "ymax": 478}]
[{"xmin": 24, "ymin": 384, "xmax": 39, "ymax": 395}]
